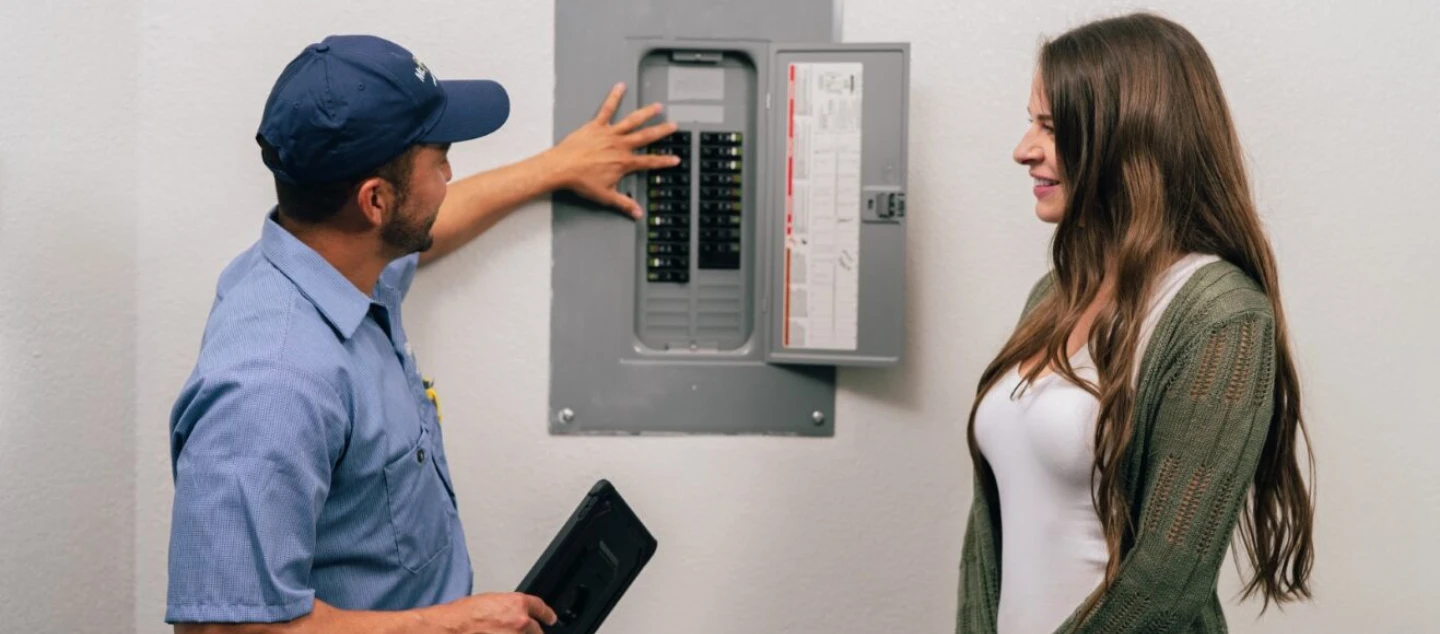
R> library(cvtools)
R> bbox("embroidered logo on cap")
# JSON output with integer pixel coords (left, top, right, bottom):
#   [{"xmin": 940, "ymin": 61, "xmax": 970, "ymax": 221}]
[{"xmin": 413, "ymin": 56, "xmax": 438, "ymax": 86}]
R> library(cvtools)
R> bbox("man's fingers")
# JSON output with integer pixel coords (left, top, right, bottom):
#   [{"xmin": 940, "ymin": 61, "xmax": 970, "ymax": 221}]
[
  {"xmin": 631, "ymin": 154, "xmax": 683, "ymax": 172},
  {"xmin": 612, "ymin": 102, "xmax": 665, "ymax": 134},
  {"xmin": 624, "ymin": 120, "xmax": 680, "ymax": 148},
  {"xmin": 524, "ymin": 594, "xmax": 560, "ymax": 626},
  {"xmin": 592, "ymin": 82, "xmax": 626, "ymax": 125},
  {"xmin": 594, "ymin": 188, "xmax": 642, "ymax": 218},
  {"xmin": 522, "ymin": 619, "xmax": 545, "ymax": 634}
]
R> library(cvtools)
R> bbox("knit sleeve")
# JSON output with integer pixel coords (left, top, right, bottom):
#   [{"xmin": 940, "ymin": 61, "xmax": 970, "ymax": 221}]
[
  {"xmin": 957, "ymin": 475, "xmax": 1001, "ymax": 633},
  {"xmin": 1021, "ymin": 272, "xmax": 1056, "ymax": 322},
  {"xmin": 1056, "ymin": 309, "xmax": 1278, "ymax": 633}
]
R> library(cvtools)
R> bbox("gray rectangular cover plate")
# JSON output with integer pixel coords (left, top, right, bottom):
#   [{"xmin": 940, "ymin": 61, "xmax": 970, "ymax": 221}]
[{"xmin": 549, "ymin": 0, "xmax": 841, "ymax": 435}]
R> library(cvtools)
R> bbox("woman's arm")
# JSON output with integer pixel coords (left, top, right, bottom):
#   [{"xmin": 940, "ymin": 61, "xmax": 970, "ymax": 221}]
[{"xmin": 1056, "ymin": 307, "xmax": 1278, "ymax": 632}]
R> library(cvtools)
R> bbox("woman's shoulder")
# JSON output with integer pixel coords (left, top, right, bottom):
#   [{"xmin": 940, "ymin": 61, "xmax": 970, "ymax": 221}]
[
  {"xmin": 1018, "ymin": 258, "xmax": 1272, "ymax": 328},
  {"xmin": 1138, "ymin": 259, "xmax": 1277, "ymax": 382},
  {"xmin": 1170, "ymin": 259, "xmax": 1273, "ymax": 332}
]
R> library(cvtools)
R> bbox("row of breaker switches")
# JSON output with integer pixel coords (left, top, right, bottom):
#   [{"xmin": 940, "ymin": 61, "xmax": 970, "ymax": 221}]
[
  {"xmin": 644, "ymin": 195, "xmax": 742, "ymax": 212},
  {"xmin": 698, "ymin": 131, "xmax": 743, "ymax": 270},
  {"xmin": 645, "ymin": 131, "xmax": 691, "ymax": 283},
  {"xmin": 650, "ymin": 187, "xmax": 743, "ymax": 200},
  {"xmin": 647, "ymin": 172, "xmax": 741, "ymax": 186}
]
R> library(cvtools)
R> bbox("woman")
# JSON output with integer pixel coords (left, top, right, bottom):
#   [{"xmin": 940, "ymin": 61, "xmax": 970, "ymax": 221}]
[{"xmin": 957, "ymin": 13, "xmax": 1315, "ymax": 634}]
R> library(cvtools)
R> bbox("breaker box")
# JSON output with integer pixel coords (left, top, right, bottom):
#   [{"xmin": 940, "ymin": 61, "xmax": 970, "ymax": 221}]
[{"xmin": 550, "ymin": 0, "xmax": 909, "ymax": 435}]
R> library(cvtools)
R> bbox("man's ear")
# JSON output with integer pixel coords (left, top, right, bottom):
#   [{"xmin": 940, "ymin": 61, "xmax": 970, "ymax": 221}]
[{"xmin": 354, "ymin": 176, "xmax": 392, "ymax": 229}]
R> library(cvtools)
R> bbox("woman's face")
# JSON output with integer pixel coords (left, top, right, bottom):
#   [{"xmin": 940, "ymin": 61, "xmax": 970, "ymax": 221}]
[{"xmin": 1014, "ymin": 72, "xmax": 1065, "ymax": 223}]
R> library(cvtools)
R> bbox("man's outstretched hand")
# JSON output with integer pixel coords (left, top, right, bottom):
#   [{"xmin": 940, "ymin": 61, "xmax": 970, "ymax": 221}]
[{"xmin": 545, "ymin": 82, "xmax": 682, "ymax": 218}]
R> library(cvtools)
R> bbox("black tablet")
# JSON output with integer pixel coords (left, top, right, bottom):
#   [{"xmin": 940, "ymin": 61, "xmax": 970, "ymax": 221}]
[{"xmin": 516, "ymin": 479, "xmax": 657, "ymax": 634}]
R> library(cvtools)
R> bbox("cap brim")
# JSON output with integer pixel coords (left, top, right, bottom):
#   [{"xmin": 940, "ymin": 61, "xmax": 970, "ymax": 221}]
[{"xmin": 421, "ymin": 79, "xmax": 510, "ymax": 143}]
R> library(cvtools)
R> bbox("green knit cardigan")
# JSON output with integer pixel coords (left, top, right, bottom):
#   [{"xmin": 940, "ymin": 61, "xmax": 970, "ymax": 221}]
[{"xmin": 958, "ymin": 260, "xmax": 1279, "ymax": 633}]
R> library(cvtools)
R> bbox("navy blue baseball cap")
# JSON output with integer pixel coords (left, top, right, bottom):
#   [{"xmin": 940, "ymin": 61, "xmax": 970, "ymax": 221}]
[{"xmin": 257, "ymin": 34, "xmax": 509, "ymax": 185}]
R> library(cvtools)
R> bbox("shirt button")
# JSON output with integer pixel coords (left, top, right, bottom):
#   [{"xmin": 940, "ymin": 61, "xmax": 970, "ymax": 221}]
[{"xmin": 417, "ymin": 448, "xmax": 427, "ymax": 464}]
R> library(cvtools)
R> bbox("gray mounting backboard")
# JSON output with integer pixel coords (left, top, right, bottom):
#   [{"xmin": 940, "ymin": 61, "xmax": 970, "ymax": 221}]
[{"xmin": 550, "ymin": 0, "xmax": 840, "ymax": 436}]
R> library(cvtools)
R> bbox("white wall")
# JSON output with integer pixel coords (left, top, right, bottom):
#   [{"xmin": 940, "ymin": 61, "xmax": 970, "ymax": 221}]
[
  {"xmin": 0, "ymin": 2, "xmax": 138, "ymax": 632},
  {"xmin": 1, "ymin": 0, "xmax": 1435, "ymax": 632}
]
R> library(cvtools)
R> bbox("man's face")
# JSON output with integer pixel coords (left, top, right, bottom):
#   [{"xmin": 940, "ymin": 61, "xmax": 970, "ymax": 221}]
[{"xmin": 381, "ymin": 144, "xmax": 452, "ymax": 254}]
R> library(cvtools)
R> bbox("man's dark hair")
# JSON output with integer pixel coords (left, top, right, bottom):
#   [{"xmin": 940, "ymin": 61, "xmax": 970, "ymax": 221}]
[{"xmin": 258, "ymin": 138, "xmax": 418, "ymax": 224}]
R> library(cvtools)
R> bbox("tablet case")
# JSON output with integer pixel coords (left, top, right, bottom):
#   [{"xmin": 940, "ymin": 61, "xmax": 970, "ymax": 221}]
[{"xmin": 516, "ymin": 479, "xmax": 658, "ymax": 633}]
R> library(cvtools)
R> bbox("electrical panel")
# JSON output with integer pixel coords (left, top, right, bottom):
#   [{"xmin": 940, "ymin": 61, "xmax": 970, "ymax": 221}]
[{"xmin": 550, "ymin": 0, "xmax": 909, "ymax": 435}]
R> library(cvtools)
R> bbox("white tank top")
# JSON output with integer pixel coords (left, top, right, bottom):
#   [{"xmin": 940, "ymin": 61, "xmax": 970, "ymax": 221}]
[{"xmin": 974, "ymin": 253, "xmax": 1219, "ymax": 634}]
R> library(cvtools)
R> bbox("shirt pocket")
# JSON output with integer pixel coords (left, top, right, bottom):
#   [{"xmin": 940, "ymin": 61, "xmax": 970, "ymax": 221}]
[{"xmin": 382, "ymin": 425, "xmax": 454, "ymax": 573}]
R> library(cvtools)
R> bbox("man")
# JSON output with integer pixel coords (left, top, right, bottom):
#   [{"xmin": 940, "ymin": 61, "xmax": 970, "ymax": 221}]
[{"xmin": 166, "ymin": 35, "xmax": 678, "ymax": 633}]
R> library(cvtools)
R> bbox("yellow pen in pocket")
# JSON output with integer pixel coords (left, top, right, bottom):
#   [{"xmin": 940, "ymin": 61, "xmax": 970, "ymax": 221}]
[{"xmin": 422, "ymin": 376, "xmax": 442, "ymax": 424}]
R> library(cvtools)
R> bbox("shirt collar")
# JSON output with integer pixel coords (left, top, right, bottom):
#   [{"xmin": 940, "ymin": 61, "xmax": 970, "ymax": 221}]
[{"xmin": 260, "ymin": 210, "xmax": 374, "ymax": 340}]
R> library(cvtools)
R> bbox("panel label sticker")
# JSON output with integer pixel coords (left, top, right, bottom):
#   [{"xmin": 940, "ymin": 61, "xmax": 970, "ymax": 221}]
[
  {"xmin": 668, "ymin": 66, "xmax": 726, "ymax": 102},
  {"xmin": 783, "ymin": 62, "xmax": 863, "ymax": 351}
]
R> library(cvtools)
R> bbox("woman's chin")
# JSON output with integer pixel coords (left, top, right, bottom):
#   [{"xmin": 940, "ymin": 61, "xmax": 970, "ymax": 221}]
[{"xmin": 1035, "ymin": 205, "xmax": 1064, "ymax": 224}]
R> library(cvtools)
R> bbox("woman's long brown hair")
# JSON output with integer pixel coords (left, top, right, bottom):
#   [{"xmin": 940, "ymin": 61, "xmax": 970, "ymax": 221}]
[{"xmin": 965, "ymin": 12, "xmax": 1314, "ymax": 615}]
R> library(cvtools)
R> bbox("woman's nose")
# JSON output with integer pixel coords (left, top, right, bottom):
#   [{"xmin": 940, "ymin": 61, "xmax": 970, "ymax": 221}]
[{"xmin": 1014, "ymin": 131, "xmax": 1042, "ymax": 165}]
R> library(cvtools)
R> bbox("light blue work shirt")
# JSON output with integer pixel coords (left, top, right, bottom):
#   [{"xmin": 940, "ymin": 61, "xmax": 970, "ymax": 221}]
[{"xmin": 167, "ymin": 212, "xmax": 470, "ymax": 623}]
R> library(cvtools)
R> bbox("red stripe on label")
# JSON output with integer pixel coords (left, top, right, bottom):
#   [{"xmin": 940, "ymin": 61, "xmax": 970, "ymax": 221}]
[
  {"xmin": 787, "ymin": 65, "xmax": 795, "ymax": 197},
  {"xmin": 783, "ymin": 64, "xmax": 798, "ymax": 347},
  {"xmin": 783, "ymin": 248, "xmax": 792, "ymax": 347}
]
